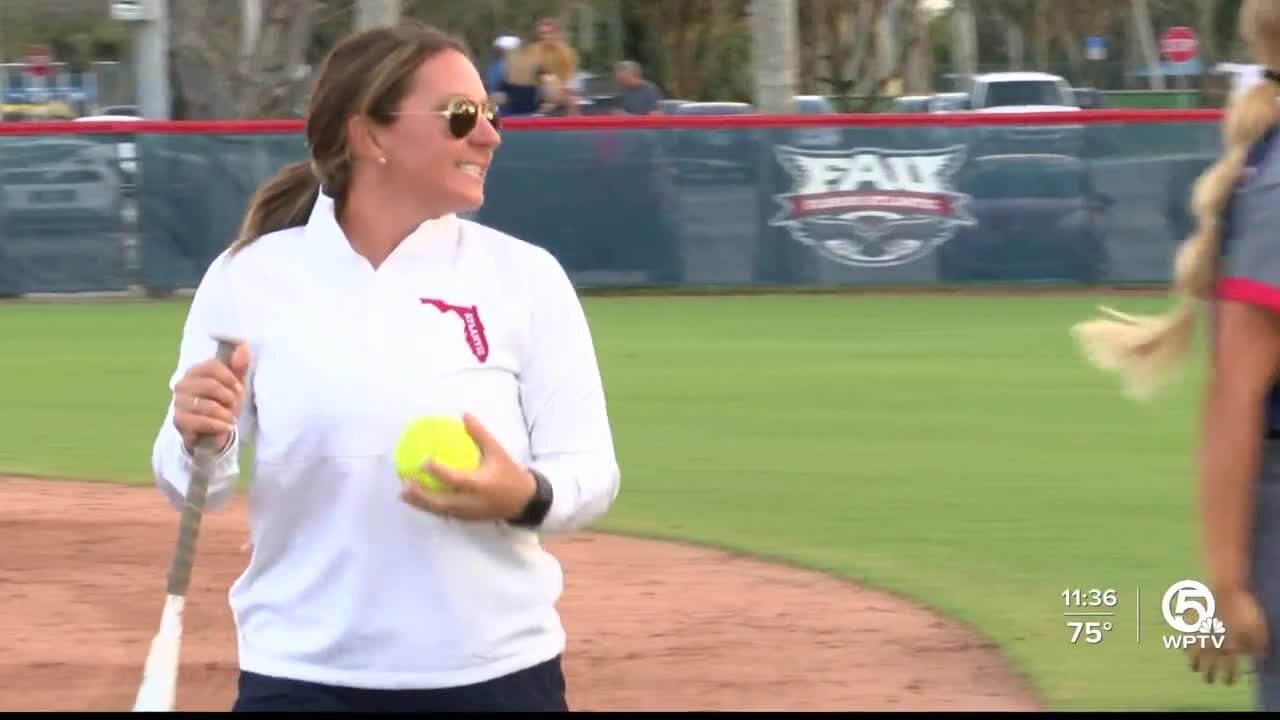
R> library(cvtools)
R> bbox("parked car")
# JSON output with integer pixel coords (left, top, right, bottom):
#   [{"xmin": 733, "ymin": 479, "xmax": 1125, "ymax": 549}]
[
  {"xmin": 962, "ymin": 71, "xmax": 1080, "ymax": 112},
  {"xmin": 927, "ymin": 92, "xmax": 970, "ymax": 113},
  {"xmin": 0, "ymin": 135, "xmax": 129, "ymax": 296},
  {"xmin": 667, "ymin": 101, "xmax": 758, "ymax": 184},
  {"xmin": 0, "ymin": 137, "xmax": 125, "ymax": 230},
  {"xmin": 659, "ymin": 99, "xmax": 689, "ymax": 114},
  {"xmin": 95, "ymin": 104, "xmax": 139, "ymax": 116},
  {"xmin": 1072, "ymin": 87, "xmax": 1102, "ymax": 109},
  {"xmin": 935, "ymin": 153, "xmax": 1112, "ymax": 283},
  {"xmin": 785, "ymin": 94, "xmax": 841, "ymax": 148},
  {"xmin": 791, "ymin": 95, "xmax": 835, "ymax": 114},
  {"xmin": 954, "ymin": 72, "xmax": 1086, "ymax": 157},
  {"xmin": 73, "ymin": 113, "xmax": 140, "ymax": 194},
  {"xmin": 889, "ymin": 95, "xmax": 932, "ymax": 113}
]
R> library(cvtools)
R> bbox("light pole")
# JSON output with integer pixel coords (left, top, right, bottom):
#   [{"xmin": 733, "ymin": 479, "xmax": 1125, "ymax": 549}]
[{"xmin": 111, "ymin": 0, "xmax": 170, "ymax": 119}]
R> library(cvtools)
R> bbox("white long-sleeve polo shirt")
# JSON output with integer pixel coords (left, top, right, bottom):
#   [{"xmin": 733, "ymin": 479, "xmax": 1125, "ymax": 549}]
[{"xmin": 150, "ymin": 189, "xmax": 621, "ymax": 690}]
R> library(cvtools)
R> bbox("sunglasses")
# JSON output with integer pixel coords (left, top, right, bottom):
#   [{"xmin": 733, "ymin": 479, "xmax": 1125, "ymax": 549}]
[{"xmin": 428, "ymin": 97, "xmax": 501, "ymax": 139}]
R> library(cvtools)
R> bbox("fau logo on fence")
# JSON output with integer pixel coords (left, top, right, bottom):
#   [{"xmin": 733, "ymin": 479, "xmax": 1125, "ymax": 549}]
[{"xmin": 769, "ymin": 145, "xmax": 977, "ymax": 268}]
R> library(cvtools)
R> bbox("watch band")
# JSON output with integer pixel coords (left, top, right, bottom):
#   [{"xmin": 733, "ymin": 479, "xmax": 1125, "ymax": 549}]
[{"xmin": 509, "ymin": 468, "xmax": 553, "ymax": 528}]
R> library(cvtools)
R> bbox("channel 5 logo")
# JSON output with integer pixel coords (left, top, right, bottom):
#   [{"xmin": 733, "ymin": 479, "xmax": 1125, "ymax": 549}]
[{"xmin": 1161, "ymin": 580, "xmax": 1226, "ymax": 650}]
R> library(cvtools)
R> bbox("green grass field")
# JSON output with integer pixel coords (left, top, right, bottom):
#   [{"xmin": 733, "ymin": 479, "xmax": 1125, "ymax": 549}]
[{"xmin": 0, "ymin": 293, "xmax": 1254, "ymax": 711}]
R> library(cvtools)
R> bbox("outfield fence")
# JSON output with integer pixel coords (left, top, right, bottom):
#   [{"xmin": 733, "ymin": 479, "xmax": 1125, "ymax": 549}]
[{"xmin": 0, "ymin": 109, "xmax": 1227, "ymax": 298}]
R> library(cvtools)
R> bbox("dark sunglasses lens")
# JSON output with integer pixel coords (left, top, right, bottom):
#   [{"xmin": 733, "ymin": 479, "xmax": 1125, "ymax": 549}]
[{"xmin": 448, "ymin": 105, "xmax": 478, "ymax": 138}]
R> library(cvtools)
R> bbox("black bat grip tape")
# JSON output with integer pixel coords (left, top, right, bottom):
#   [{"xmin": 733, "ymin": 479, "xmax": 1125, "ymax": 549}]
[{"xmin": 166, "ymin": 340, "xmax": 237, "ymax": 596}]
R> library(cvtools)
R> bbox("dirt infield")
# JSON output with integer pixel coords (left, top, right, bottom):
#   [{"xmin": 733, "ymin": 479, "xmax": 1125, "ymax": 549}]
[{"xmin": 0, "ymin": 476, "xmax": 1041, "ymax": 712}]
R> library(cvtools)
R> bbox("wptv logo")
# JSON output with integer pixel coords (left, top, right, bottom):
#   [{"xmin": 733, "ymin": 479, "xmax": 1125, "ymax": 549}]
[{"xmin": 1161, "ymin": 580, "xmax": 1227, "ymax": 650}]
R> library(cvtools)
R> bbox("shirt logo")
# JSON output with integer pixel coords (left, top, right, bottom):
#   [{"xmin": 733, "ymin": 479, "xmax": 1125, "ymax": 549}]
[{"xmin": 420, "ymin": 298, "xmax": 490, "ymax": 363}]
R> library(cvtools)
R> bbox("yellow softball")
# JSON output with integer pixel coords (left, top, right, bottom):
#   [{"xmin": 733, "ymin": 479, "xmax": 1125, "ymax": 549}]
[{"xmin": 393, "ymin": 416, "xmax": 481, "ymax": 491}]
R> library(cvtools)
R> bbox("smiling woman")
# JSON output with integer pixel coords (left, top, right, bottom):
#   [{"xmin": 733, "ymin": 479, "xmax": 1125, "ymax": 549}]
[
  {"xmin": 225, "ymin": 24, "xmax": 501, "ymax": 268},
  {"xmin": 146, "ymin": 21, "xmax": 622, "ymax": 713}
]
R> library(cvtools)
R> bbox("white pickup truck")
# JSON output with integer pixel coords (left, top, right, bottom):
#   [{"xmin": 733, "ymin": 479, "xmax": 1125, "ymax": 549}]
[
  {"xmin": 962, "ymin": 71, "xmax": 1081, "ymax": 113},
  {"xmin": 947, "ymin": 72, "xmax": 1085, "ymax": 157}
]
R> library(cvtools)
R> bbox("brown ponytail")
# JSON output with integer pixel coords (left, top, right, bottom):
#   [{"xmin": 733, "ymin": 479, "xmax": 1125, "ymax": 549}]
[
  {"xmin": 228, "ymin": 161, "xmax": 320, "ymax": 253},
  {"xmin": 1071, "ymin": 78, "xmax": 1280, "ymax": 400}
]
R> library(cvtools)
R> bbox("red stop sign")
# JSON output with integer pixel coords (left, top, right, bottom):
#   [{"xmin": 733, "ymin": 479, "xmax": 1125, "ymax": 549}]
[{"xmin": 1160, "ymin": 26, "xmax": 1198, "ymax": 64}]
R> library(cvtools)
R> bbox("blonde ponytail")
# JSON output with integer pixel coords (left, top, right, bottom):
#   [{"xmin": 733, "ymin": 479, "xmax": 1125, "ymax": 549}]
[{"xmin": 1071, "ymin": 80, "xmax": 1280, "ymax": 400}]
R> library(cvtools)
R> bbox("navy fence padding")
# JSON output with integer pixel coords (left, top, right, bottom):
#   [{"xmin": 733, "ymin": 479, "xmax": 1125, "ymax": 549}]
[
  {"xmin": 0, "ymin": 133, "xmax": 132, "ymax": 295},
  {"xmin": 135, "ymin": 132, "xmax": 306, "ymax": 294},
  {"xmin": 0, "ymin": 117, "xmax": 1225, "ymax": 296}
]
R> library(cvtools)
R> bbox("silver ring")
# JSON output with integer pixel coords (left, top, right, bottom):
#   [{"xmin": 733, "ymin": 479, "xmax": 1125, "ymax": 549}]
[{"xmin": 190, "ymin": 396, "xmax": 200, "ymax": 411}]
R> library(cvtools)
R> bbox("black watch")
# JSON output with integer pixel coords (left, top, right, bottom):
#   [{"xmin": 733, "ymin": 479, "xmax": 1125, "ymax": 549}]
[{"xmin": 508, "ymin": 468, "xmax": 553, "ymax": 528}]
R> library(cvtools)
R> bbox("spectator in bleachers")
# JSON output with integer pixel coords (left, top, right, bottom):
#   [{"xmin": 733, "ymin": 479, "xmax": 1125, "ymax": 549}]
[
  {"xmin": 526, "ymin": 17, "xmax": 578, "ymax": 85},
  {"xmin": 486, "ymin": 35, "xmax": 520, "ymax": 94},
  {"xmin": 495, "ymin": 39, "xmax": 541, "ymax": 116},
  {"xmin": 612, "ymin": 60, "xmax": 662, "ymax": 115}
]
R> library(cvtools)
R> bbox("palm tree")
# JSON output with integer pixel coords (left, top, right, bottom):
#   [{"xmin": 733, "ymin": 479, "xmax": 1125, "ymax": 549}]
[{"xmin": 749, "ymin": 0, "xmax": 797, "ymax": 111}]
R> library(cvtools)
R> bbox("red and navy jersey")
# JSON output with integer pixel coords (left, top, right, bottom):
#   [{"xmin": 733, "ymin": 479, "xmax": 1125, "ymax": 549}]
[{"xmin": 1215, "ymin": 124, "xmax": 1280, "ymax": 432}]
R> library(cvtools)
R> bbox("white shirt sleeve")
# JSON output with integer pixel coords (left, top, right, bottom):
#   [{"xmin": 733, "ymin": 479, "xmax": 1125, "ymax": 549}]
[
  {"xmin": 520, "ymin": 249, "xmax": 621, "ymax": 534},
  {"xmin": 151, "ymin": 251, "xmax": 256, "ymax": 513}
]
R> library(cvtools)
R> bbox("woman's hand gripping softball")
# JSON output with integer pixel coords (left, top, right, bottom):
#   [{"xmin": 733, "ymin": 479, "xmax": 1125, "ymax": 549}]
[
  {"xmin": 399, "ymin": 413, "xmax": 537, "ymax": 522},
  {"xmin": 172, "ymin": 343, "xmax": 251, "ymax": 455}
]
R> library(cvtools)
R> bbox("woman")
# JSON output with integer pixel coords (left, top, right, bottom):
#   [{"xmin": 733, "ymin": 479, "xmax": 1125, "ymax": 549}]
[
  {"xmin": 1072, "ymin": 0, "xmax": 1280, "ymax": 707},
  {"xmin": 150, "ymin": 22, "xmax": 621, "ymax": 712},
  {"xmin": 495, "ymin": 40, "xmax": 541, "ymax": 116}
]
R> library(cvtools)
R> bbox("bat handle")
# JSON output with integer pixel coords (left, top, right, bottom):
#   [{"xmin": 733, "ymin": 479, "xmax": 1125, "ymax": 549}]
[{"xmin": 165, "ymin": 337, "xmax": 238, "ymax": 597}]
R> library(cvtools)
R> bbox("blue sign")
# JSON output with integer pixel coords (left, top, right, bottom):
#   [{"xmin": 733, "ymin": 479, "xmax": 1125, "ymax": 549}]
[{"xmin": 1085, "ymin": 36, "xmax": 1106, "ymax": 61}]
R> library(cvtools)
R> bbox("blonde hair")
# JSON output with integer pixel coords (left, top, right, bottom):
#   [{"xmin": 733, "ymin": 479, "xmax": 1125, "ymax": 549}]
[
  {"xmin": 503, "ymin": 46, "xmax": 540, "ymax": 87},
  {"xmin": 1071, "ymin": 0, "xmax": 1280, "ymax": 400},
  {"xmin": 229, "ymin": 23, "xmax": 467, "ymax": 254}
]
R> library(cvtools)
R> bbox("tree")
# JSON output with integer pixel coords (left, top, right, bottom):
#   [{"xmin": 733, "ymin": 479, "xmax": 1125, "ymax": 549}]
[
  {"xmin": 749, "ymin": 0, "xmax": 796, "ymax": 111},
  {"xmin": 949, "ymin": 0, "xmax": 977, "ymax": 78},
  {"xmin": 169, "ymin": 0, "xmax": 317, "ymax": 119},
  {"xmin": 1131, "ymin": 0, "xmax": 1165, "ymax": 89}
]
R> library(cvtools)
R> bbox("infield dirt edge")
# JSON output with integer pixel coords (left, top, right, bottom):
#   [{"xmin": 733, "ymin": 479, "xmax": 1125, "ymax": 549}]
[{"xmin": 1, "ymin": 473, "xmax": 1043, "ymax": 711}]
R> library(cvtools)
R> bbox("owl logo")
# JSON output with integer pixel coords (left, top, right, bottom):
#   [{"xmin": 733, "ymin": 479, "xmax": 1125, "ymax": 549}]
[{"xmin": 769, "ymin": 144, "xmax": 977, "ymax": 268}]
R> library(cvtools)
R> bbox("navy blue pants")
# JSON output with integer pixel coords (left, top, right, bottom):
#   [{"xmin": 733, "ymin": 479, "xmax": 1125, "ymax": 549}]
[{"xmin": 231, "ymin": 656, "xmax": 568, "ymax": 712}]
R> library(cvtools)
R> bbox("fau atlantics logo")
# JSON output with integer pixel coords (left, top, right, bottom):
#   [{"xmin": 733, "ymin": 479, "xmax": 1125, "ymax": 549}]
[
  {"xmin": 421, "ymin": 298, "xmax": 490, "ymax": 363},
  {"xmin": 769, "ymin": 144, "xmax": 977, "ymax": 268}
]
